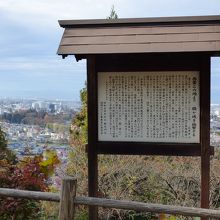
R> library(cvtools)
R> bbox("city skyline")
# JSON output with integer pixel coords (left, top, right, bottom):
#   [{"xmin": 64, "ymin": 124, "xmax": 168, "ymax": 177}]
[{"xmin": 0, "ymin": 1, "xmax": 220, "ymax": 102}]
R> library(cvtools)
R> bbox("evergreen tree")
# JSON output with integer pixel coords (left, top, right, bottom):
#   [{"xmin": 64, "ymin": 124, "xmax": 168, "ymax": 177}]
[{"xmin": 107, "ymin": 5, "xmax": 118, "ymax": 19}]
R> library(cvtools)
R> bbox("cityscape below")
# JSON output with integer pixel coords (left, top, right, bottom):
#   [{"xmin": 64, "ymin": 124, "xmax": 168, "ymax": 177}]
[
  {"xmin": 0, "ymin": 98, "xmax": 81, "ymax": 187},
  {"xmin": 0, "ymin": 98, "xmax": 219, "ymax": 155},
  {"xmin": 0, "ymin": 98, "xmax": 220, "ymax": 188}
]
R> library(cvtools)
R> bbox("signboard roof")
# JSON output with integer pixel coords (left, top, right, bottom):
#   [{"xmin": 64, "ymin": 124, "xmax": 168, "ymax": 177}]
[
  {"xmin": 59, "ymin": 15, "xmax": 220, "ymax": 27},
  {"xmin": 57, "ymin": 15, "xmax": 220, "ymax": 56}
]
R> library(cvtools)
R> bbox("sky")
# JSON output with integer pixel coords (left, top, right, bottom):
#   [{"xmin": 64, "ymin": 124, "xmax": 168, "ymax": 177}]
[{"xmin": 0, "ymin": 0, "xmax": 220, "ymax": 102}]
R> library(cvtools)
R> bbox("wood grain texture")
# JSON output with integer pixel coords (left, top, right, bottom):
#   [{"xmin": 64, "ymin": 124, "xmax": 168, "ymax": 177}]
[
  {"xmin": 199, "ymin": 56, "xmax": 211, "ymax": 220},
  {"xmin": 63, "ymin": 25, "xmax": 220, "ymax": 37},
  {"xmin": 74, "ymin": 196, "xmax": 220, "ymax": 219},
  {"xmin": 58, "ymin": 41, "xmax": 220, "ymax": 55},
  {"xmin": 2, "ymin": 187, "xmax": 220, "ymax": 219},
  {"xmin": 0, "ymin": 188, "xmax": 59, "ymax": 201},
  {"xmin": 57, "ymin": 20, "xmax": 220, "ymax": 55},
  {"xmin": 87, "ymin": 56, "xmax": 99, "ymax": 220},
  {"xmin": 61, "ymin": 32, "xmax": 220, "ymax": 45},
  {"xmin": 58, "ymin": 177, "xmax": 77, "ymax": 220}
]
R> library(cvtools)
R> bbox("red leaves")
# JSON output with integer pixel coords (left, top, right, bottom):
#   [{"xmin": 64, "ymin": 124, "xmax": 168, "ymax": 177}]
[
  {"xmin": 0, "ymin": 156, "xmax": 49, "ymax": 218},
  {"xmin": 14, "ymin": 157, "xmax": 48, "ymax": 191}
]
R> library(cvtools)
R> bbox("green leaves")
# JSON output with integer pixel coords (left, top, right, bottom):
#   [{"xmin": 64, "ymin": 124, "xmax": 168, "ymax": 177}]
[
  {"xmin": 70, "ymin": 85, "xmax": 88, "ymax": 145},
  {"xmin": 40, "ymin": 150, "xmax": 60, "ymax": 177},
  {"xmin": 0, "ymin": 126, "xmax": 7, "ymax": 150},
  {"xmin": 107, "ymin": 5, "xmax": 118, "ymax": 19}
]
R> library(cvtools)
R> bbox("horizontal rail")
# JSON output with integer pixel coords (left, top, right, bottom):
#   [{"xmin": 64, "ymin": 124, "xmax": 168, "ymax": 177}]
[
  {"xmin": 75, "ymin": 196, "xmax": 220, "ymax": 218},
  {"xmin": 0, "ymin": 188, "xmax": 59, "ymax": 202},
  {"xmin": 1, "ymin": 188, "xmax": 220, "ymax": 218}
]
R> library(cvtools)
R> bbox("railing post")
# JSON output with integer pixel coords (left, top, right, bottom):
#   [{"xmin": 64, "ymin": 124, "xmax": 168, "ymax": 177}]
[{"xmin": 59, "ymin": 177, "xmax": 77, "ymax": 220}]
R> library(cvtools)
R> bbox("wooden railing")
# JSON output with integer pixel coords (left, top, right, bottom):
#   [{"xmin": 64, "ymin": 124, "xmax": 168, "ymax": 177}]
[{"xmin": 1, "ymin": 177, "xmax": 220, "ymax": 219}]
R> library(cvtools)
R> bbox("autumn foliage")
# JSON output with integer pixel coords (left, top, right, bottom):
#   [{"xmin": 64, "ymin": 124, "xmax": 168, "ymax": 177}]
[{"xmin": 0, "ymin": 127, "xmax": 59, "ymax": 219}]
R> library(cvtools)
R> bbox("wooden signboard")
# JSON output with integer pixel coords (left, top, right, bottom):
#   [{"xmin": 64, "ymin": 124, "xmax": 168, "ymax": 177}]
[
  {"xmin": 84, "ymin": 54, "xmax": 211, "ymax": 157},
  {"xmin": 86, "ymin": 53, "xmax": 212, "ymax": 220},
  {"xmin": 57, "ymin": 15, "xmax": 220, "ymax": 220}
]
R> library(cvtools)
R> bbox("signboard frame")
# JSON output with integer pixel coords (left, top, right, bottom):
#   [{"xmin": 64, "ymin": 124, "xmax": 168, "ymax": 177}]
[
  {"xmin": 87, "ymin": 53, "xmax": 213, "ymax": 156},
  {"xmin": 87, "ymin": 53, "xmax": 212, "ymax": 219}
]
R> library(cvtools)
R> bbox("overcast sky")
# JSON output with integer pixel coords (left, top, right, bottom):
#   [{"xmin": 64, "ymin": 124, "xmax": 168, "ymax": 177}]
[{"xmin": 0, "ymin": 0, "xmax": 220, "ymax": 102}]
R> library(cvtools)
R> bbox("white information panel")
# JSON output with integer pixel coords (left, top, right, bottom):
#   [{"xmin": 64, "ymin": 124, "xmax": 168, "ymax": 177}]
[{"xmin": 98, "ymin": 71, "xmax": 200, "ymax": 143}]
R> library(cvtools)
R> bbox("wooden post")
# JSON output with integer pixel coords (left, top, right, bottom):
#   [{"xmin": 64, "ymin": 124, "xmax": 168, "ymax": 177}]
[
  {"xmin": 88, "ymin": 148, "xmax": 98, "ymax": 220},
  {"xmin": 87, "ymin": 55, "xmax": 98, "ymax": 220},
  {"xmin": 200, "ymin": 56, "xmax": 211, "ymax": 220},
  {"xmin": 59, "ymin": 177, "xmax": 77, "ymax": 220}
]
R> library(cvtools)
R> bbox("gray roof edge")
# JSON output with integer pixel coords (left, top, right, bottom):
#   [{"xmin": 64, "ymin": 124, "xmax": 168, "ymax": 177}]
[{"xmin": 58, "ymin": 15, "xmax": 220, "ymax": 28}]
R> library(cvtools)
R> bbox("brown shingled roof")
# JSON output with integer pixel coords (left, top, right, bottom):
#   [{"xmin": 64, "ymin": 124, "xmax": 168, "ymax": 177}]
[{"xmin": 57, "ymin": 15, "xmax": 220, "ymax": 57}]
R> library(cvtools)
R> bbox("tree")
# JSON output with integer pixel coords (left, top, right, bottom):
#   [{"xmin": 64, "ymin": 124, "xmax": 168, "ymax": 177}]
[
  {"xmin": 0, "ymin": 126, "xmax": 15, "ymax": 163},
  {"xmin": 107, "ymin": 5, "xmax": 118, "ymax": 19},
  {"xmin": 0, "ymin": 125, "xmax": 60, "ymax": 219},
  {"xmin": 0, "ymin": 126, "xmax": 7, "ymax": 150},
  {"xmin": 0, "ymin": 153, "xmax": 60, "ymax": 219}
]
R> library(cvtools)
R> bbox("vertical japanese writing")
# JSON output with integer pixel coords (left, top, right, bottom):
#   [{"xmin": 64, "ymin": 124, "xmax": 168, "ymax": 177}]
[{"xmin": 98, "ymin": 71, "xmax": 200, "ymax": 143}]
